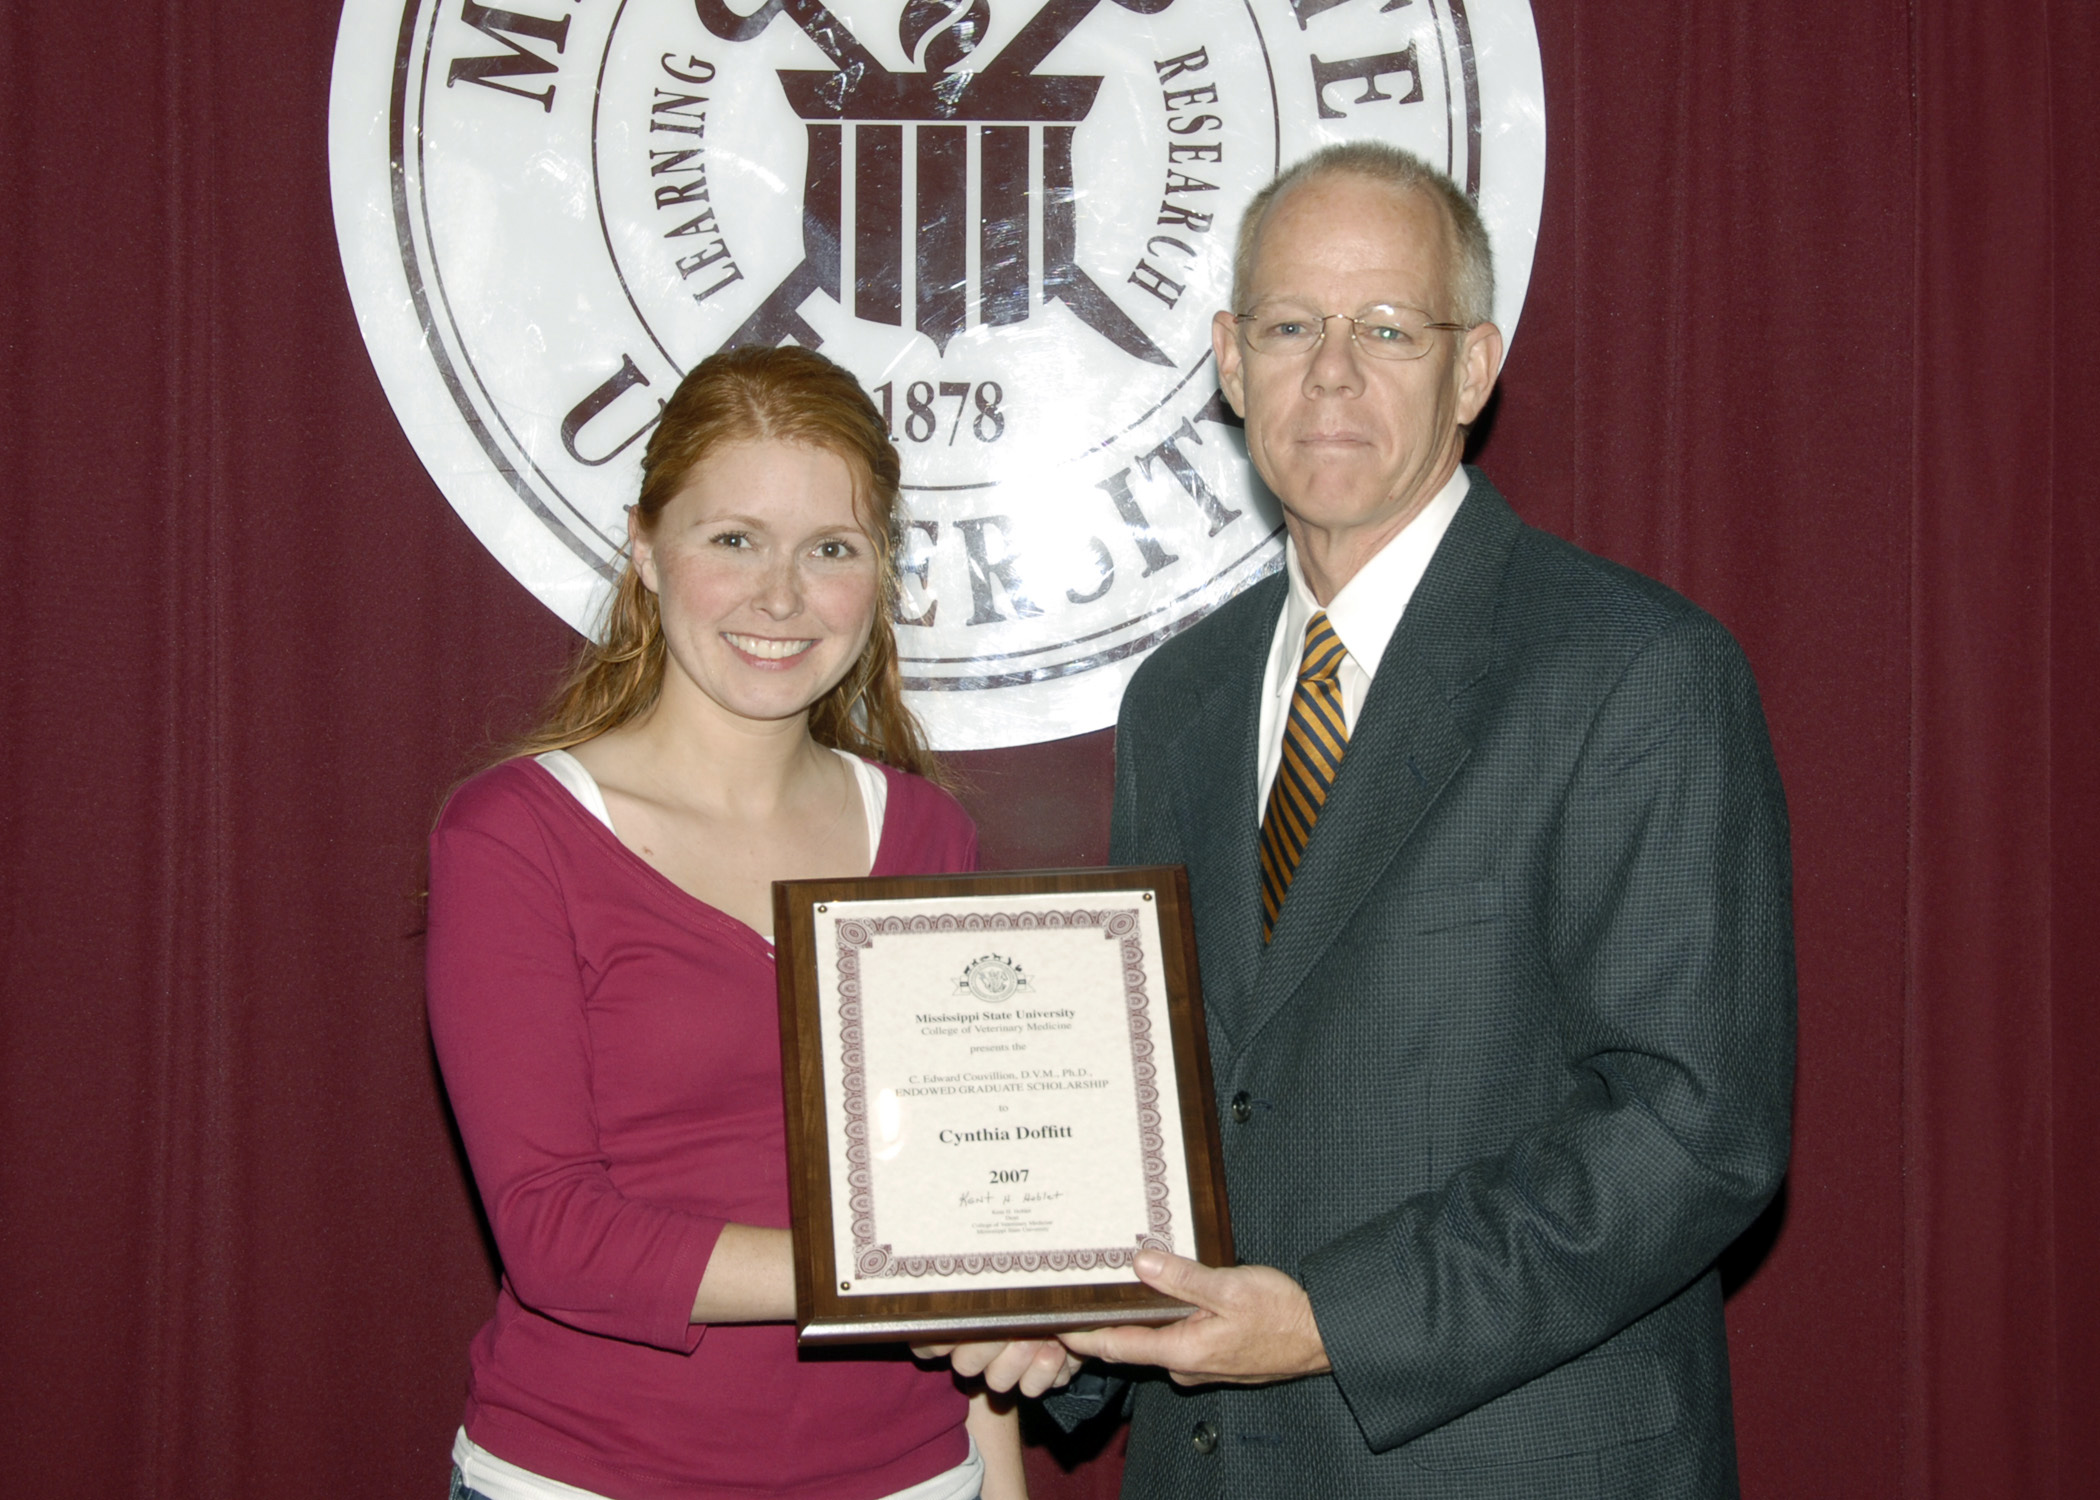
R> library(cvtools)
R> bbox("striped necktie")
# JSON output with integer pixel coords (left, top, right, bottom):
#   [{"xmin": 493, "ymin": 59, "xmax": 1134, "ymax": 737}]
[{"xmin": 1259, "ymin": 610, "xmax": 1349, "ymax": 941}]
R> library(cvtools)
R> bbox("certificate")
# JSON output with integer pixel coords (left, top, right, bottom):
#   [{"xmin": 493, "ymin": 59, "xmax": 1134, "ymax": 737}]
[{"xmin": 773, "ymin": 868, "xmax": 1233, "ymax": 1344}]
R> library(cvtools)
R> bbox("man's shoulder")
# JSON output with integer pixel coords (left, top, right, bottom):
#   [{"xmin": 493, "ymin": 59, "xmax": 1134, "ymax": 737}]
[
  {"xmin": 1511, "ymin": 524, "xmax": 1697, "ymax": 630},
  {"xmin": 1387, "ymin": 472, "xmax": 1760, "ymax": 722},
  {"xmin": 1120, "ymin": 567, "xmax": 1284, "ymax": 727},
  {"xmin": 1488, "ymin": 494, "xmax": 1738, "ymax": 668}
]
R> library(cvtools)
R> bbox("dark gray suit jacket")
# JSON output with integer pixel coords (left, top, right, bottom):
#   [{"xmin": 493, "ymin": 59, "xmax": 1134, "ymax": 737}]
[{"xmin": 1061, "ymin": 471, "xmax": 1795, "ymax": 1498}]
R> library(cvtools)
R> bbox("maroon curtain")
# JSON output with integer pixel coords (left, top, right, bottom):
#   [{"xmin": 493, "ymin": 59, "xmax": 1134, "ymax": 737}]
[{"xmin": 1, "ymin": 2, "xmax": 2092, "ymax": 1495}]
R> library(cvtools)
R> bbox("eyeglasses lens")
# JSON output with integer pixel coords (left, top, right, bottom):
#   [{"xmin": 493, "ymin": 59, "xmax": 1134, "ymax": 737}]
[{"xmin": 1242, "ymin": 307, "xmax": 1437, "ymax": 361}]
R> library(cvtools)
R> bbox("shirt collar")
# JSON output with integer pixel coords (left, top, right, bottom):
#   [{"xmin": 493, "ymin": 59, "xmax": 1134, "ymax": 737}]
[{"xmin": 1281, "ymin": 463, "xmax": 1472, "ymax": 674}]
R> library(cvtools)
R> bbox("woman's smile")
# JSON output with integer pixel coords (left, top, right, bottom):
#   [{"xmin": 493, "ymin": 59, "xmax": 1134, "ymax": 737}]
[{"xmin": 722, "ymin": 632, "xmax": 818, "ymax": 664}]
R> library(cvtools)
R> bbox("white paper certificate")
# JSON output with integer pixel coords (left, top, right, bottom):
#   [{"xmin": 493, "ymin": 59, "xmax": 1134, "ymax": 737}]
[{"xmin": 810, "ymin": 890, "xmax": 1195, "ymax": 1296}]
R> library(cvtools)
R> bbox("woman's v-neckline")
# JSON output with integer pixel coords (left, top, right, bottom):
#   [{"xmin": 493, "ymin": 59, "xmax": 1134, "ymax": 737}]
[{"xmin": 526, "ymin": 751, "xmax": 886, "ymax": 949}]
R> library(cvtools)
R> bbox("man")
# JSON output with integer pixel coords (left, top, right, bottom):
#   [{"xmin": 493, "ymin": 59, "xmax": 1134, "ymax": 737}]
[{"xmin": 951, "ymin": 143, "xmax": 1794, "ymax": 1496}]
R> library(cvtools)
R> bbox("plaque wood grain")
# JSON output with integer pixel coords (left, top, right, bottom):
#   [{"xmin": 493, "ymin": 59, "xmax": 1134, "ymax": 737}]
[{"xmin": 773, "ymin": 866, "xmax": 1234, "ymax": 1344}]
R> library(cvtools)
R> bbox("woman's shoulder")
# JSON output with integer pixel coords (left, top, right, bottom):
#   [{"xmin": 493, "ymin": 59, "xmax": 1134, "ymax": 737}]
[
  {"xmin": 434, "ymin": 755, "xmax": 567, "ymax": 841},
  {"xmin": 873, "ymin": 761, "xmax": 978, "ymax": 872}
]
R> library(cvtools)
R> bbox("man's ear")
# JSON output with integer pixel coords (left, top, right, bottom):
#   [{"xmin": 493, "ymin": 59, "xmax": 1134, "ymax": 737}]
[
  {"xmin": 627, "ymin": 506, "xmax": 660, "ymax": 594},
  {"xmin": 1212, "ymin": 310, "xmax": 1248, "ymax": 417},
  {"xmin": 1455, "ymin": 321, "xmax": 1504, "ymax": 427}
]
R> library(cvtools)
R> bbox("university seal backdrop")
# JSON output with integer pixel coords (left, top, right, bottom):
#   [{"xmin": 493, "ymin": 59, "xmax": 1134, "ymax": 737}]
[{"xmin": 330, "ymin": 0, "xmax": 1545, "ymax": 747}]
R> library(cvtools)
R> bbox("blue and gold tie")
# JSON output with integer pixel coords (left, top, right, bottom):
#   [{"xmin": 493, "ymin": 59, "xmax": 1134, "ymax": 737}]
[{"xmin": 1259, "ymin": 611, "xmax": 1349, "ymax": 940}]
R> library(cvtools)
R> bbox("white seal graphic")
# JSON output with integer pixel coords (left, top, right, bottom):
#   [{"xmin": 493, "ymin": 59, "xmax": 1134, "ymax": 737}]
[
  {"xmin": 960, "ymin": 951, "xmax": 1030, "ymax": 1002},
  {"xmin": 330, "ymin": 0, "xmax": 1544, "ymax": 747}
]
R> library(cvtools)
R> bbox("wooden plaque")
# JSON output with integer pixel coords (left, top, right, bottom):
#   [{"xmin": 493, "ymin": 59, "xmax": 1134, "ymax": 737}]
[{"xmin": 773, "ymin": 866, "xmax": 1234, "ymax": 1345}]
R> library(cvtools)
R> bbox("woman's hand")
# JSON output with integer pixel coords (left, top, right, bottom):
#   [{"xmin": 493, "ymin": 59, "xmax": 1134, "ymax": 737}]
[
  {"xmin": 912, "ymin": 1340, "xmax": 1083, "ymax": 1397},
  {"xmin": 965, "ymin": 1389, "xmax": 1028, "ymax": 1500}
]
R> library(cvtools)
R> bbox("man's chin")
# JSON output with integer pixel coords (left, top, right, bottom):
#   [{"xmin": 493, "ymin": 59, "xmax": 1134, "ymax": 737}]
[{"xmin": 1275, "ymin": 475, "xmax": 1394, "ymax": 531}]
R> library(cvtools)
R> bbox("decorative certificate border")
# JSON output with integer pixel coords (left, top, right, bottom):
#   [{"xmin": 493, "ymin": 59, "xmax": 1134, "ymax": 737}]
[{"xmin": 832, "ymin": 908, "xmax": 1175, "ymax": 1280}]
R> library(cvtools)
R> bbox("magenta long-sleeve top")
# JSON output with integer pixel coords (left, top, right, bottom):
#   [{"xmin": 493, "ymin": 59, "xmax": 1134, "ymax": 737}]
[{"xmin": 427, "ymin": 757, "xmax": 977, "ymax": 1500}]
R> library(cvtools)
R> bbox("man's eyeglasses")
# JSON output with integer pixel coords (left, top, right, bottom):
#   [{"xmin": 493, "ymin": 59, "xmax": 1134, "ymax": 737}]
[{"xmin": 1233, "ymin": 304, "xmax": 1470, "ymax": 362}]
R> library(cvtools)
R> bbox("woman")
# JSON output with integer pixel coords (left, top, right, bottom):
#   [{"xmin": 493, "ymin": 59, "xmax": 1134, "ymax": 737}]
[{"xmin": 427, "ymin": 346, "xmax": 1024, "ymax": 1500}]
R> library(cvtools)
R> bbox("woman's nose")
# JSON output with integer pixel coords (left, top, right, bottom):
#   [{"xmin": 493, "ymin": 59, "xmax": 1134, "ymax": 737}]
[{"xmin": 750, "ymin": 556, "xmax": 803, "ymax": 616}]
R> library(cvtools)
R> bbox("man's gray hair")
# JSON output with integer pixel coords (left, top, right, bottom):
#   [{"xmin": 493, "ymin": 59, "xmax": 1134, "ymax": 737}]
[{"xmin": 1230, "ymin": 142, "xmax": 1496, "ymax": 328}]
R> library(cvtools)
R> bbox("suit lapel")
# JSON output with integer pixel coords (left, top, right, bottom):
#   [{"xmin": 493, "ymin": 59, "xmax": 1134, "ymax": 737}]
[
  {"xmin": 1239, "ymin": 474, "xmax": 1520, "ymax": 1052},
  {"xmin": 1158, "ymin": 579, "xmax": 1281, "ymax": 1049}
]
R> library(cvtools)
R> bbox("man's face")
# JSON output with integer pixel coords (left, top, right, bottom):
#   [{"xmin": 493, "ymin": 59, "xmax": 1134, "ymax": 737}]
[{"xmin": 1212, "ymin": 174, "xmax": 1502, "ymax": 563}]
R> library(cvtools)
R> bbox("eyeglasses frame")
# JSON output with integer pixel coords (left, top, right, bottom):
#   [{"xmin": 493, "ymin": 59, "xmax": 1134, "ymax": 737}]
[{"xmin": 1230, "ymin": 305, "xmax": 1474, "ymax": 362}]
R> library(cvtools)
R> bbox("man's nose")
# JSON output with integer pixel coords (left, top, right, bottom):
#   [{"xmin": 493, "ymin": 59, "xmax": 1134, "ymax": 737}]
[{"xmin": 1303, "ymin": 315, "xmax": 1366, "ymax": 396}]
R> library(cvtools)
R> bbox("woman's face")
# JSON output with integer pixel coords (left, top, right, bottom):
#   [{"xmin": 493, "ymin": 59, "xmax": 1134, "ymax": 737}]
[{"xmin": 633, "ymin": 439, "xmax": 881, "ymax": 730}]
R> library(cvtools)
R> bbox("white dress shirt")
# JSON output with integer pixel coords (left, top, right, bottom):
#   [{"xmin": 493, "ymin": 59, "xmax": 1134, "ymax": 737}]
[{"xmin": 1254, "ymin": 464, "xmax": 1470, "ymax": 819}]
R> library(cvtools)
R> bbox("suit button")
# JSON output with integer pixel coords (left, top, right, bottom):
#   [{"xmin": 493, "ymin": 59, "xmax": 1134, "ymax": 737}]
[
  {"xmin": 1191, "ymin": 1420, "xmax": 1219, "ymax": 1455},
  {"xmin": 1230, "ymin": 1091, "xmax": 1252, "ymax": 1124}
]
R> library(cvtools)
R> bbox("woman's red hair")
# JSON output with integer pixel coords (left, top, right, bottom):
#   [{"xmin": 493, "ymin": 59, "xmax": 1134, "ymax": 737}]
[{"xmin": 509, "ymin": 345, "xmax": 944, "ymax": 783}]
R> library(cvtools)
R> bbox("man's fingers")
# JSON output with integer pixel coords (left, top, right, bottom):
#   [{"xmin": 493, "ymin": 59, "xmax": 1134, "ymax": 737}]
[
  {"xmin": 1064, "ymin": 1320, "xmax": 1221, "ymax": 1384},
  {"xmin": 1061, "ymin": 1264, "xmax": 1328, "ymax": 1386},
  {"xmin": 1130, "ymin": 1249, "xmax": 1221, "ymax": 1309},
  {"xmin": 1055, "ymin": 1326, "xmax": 1111, "ymax": 1360},
  {"xmin": 1059, "ymin": 1321, "xmax": 1181, "ymax": 1367}
]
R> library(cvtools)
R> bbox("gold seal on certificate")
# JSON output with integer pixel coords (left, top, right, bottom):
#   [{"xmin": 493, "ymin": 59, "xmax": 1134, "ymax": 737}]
[{"xmin": 774, "ymin": 868, "xmax": 1234, "ymax": 1344}]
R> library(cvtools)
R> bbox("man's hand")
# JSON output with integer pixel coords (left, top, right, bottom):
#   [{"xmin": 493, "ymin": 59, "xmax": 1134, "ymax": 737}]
[
  {"xmin": 912, "ymin": 1338, "xmax": 1083, "ymax": 1397},
  {"xmin": 1058, "ymin": 1250, "xmax": 1331, "ymax": 1387}
]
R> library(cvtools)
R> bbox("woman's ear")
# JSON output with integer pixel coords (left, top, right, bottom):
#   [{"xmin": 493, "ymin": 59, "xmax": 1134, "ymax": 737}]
[{"xmin": 628, "ymin": 505, "xmax": 660, "ymax": 594}]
